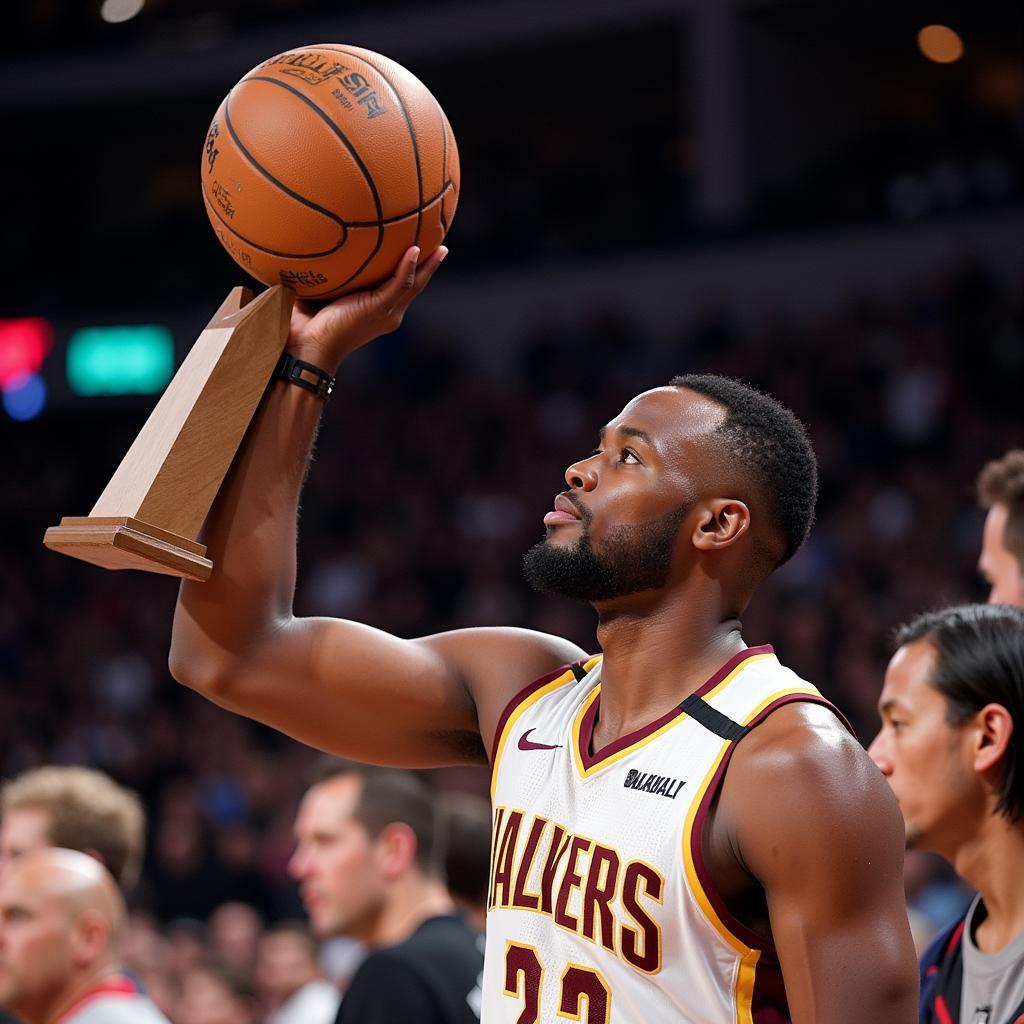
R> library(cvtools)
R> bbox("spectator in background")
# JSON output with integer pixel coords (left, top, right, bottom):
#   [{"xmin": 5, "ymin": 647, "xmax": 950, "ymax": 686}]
[
  {"xmin": 0, "ymin": 848, "xmax": 168, "ymax": 1024},
  {"xmin": 868, "ymin": 605, "xmax": 1024, "ymax": 1024},
  {"xmin": 256, "ymin": 923, "xmax": 339, "ymax": 1024},
  {"xmin": 207, "ymin": 903, "xmax": 263, "ymax": 976},
  {"xmin": 177, "ymin": 963, "xmax": 255, "ymax": 1024},
  {"xmin": 289, "ymin": 764, "xmax": 482, "ymax": 1024},
  {"xmin": 977, "ymin": 450, "xmax": 1024, "ymax": 606},
  {"xmin": 438, "ymin": 793, "xmax": 492, "ymax": 937},
  {"xmin": 0, "ymin": 767, "xmax": 145, "ymax": 889}
]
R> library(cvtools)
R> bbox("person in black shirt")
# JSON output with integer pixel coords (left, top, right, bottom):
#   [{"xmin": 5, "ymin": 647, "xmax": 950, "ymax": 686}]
[{"xmin": 289, "ymin": 764, "xmax": 481, "ymax": 1024}]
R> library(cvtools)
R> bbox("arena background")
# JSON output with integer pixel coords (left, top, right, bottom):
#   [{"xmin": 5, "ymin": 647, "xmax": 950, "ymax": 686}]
[{"xmin": 1, "ymin": 0, "xmax": 1022, "ymax": 1015}]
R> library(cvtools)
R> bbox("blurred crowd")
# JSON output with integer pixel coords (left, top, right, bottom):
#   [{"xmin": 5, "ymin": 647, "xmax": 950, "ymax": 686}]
[{"xmin": 0, "ymin": 254, "xmax": 1021, "ymax": 1017}]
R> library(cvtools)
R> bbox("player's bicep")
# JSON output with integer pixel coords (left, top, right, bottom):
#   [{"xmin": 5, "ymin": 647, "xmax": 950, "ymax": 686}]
[
  {"xmin": 202, "ymin": 614, "xmax": 486, "ymax": 767},
  {"xmin": 732, "ymin": 711, "xmax": 918, "ymax": 1023}
]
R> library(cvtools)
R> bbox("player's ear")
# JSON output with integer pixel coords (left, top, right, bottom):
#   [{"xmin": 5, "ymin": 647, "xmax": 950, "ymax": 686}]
[
  {"xmin": 691, "ymin": 498, "xmax": 750, "ymax": 552},
  {"xmin": 972, "ymin": 702, "xmax": 1014, "ymax": 778}
]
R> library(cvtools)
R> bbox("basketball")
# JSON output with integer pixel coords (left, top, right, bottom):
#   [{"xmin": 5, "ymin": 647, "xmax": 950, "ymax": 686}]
[{"xmin": 200, "ymin": 44, "xmax": 460, "ymax": 300}]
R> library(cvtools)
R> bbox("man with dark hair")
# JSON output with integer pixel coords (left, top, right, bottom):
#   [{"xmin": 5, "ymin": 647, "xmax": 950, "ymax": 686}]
[
  {"xmin": 977, "ymin": 450, "xmax": 1024, "ymax": 606},
  {"xmin": 869, "ymin": 604, "xmax": 1024, "ymax": 1024},
  {"xmin": 438, "ymin": 792, "xmax": 492, "ymax": 936},
  {"xmin": 170, "ymin": 247, "xmax": 918, "ymax": 1022},
  {"xmin": 288, "ymin": 765, "xmax": 482, "ymax": 1024}
]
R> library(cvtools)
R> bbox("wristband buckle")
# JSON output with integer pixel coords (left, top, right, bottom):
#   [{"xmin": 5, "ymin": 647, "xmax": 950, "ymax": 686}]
[{"xmin": 273, "ymin": 353, "xmax": 335, "ymax": 401}]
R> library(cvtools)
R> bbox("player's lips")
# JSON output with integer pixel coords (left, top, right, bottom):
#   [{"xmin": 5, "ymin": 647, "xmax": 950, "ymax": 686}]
[{"xmin": 544, "ymin": 494, "xmax": 584, "ymax": 526}]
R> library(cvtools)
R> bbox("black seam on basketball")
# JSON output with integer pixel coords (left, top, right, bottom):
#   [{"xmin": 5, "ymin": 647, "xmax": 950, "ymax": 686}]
[
  {"xmin": 438, "ymin": 105, "xmax": 450, "ymax": 234},
  {"xmin": 243, "ymin": 75, "xmax": 385, "ymax": 289},
  {"xmin": 202, "ymin": 185, "xmax": 340, "ymax": 261},
  {"xmin": 346, "ymin": 180, "xmax": 453, "ymax": 227},
  {"xmin": 317, "ymin": 46, "xmax": 425, "ymax": 245},
  {"xmin": 219, "ymin": 95, "xmax": 348, "ymax": 258}
]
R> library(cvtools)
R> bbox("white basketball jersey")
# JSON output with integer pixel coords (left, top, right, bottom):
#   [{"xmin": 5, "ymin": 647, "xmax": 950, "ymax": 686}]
[{"xmin": 483, "ymin": 645, "xmax": 841, "ymax": 1024}]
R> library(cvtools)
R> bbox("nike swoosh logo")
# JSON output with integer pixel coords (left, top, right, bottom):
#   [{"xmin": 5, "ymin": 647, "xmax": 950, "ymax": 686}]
[{"xmin": 518, "ymin": 728, "xmax": 562, "ymax": 751}]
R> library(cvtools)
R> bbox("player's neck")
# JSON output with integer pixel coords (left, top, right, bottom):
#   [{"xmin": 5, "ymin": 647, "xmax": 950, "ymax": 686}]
[
  {"xmin": 372, "ymin": 872, "xmax": 454, "ymax": 949},
  {"xmin": 593, "ymin": 599, "xmax": 744, "ymax": 745},
  {"xmin": 953, "ymin": 816, "xmax": 1024, "ymax": 953}
]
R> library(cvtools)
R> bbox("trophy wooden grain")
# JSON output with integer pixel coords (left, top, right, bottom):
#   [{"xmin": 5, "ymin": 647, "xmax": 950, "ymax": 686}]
[{"xmin": 43, "ymin": 285, "xmax": 294, "ymax": 581}]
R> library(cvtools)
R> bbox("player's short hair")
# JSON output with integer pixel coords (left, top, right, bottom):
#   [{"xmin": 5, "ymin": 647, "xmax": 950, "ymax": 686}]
[
  {"xmin": 0, "ymin": 766, "xmax": 145, "ymax": 889},
  {"xmin": 310, "ymin": 759, "xmax": 440, "ymax": 876},
  {"xmin": 896, "ymin": 604, "xmax": 1024, "ymax": 823},
  {"xmin": 977, "ymin": 449, "xmax": 1024, "ymax": 573},
  {"xmin": 438, "ymin": 792, "xmax": 492, "ymax": 907},
  {"xmin": 669, "ymin": 374, "xmax": 817, "ymax": 566}
]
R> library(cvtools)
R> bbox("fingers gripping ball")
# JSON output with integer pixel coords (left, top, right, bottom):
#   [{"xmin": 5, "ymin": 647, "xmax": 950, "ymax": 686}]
[{"xmin": 201, "ymin": 45, "xmax": 460, "ymax": 300}]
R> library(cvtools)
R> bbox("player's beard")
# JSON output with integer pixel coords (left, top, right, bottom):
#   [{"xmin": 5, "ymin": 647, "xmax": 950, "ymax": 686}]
[{"xmin": 523, "ymin": 503, "xmax": 691, "ymax": 602}]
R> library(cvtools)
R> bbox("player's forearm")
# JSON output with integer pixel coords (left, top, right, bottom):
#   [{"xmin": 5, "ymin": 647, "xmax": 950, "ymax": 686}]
[
  {"xmin": 170, "ymin": 376, "xmax": 325, "ymax": 685},
  {"xmin": 170, "ymin": 247, "xmax": 441, "ymax": 691}
]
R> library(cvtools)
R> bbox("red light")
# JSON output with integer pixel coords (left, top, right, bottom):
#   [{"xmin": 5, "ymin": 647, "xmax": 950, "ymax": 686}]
[{"xmin": 0, "ymin": 318, "xmax": 54, "ymax": 389}]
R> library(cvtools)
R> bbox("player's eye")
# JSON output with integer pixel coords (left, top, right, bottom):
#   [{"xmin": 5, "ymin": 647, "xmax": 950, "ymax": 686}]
[{"xmin": 621, "ymin": 448, "xmax": 640, "ymax": 464}]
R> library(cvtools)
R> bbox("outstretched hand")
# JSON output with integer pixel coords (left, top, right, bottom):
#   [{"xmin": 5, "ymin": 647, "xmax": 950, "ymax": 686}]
[{"xmin": 287, "ymin": 245, "xmax": 448, "ymax": 371}]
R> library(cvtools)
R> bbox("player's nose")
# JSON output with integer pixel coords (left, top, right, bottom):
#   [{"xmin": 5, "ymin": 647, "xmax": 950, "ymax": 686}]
[{"xmin": 565, "ymin": 454, "xmax": 598, "ymax": 491}]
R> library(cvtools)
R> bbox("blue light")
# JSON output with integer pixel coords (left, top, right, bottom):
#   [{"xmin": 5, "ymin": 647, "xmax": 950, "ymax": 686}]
[{"xmin": 3, "ymin": 372, "xmax": 47, "ymax": 421}]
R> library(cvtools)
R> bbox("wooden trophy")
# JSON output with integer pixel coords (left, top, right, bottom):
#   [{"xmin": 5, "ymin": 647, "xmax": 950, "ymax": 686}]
[{"xmin": 43, "ymin": 285, "xmax": 294, "ymax": 581}]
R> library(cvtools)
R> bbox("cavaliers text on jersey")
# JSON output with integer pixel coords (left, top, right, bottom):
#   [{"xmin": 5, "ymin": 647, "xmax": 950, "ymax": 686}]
[{"xmin": 483, "ymin": 645, "xmax": 846, "ymax": 1024}]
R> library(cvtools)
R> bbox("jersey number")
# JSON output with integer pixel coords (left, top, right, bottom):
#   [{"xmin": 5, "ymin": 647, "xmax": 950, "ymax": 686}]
[{"xmin": 503, "ymin": 942, "xmax": 611, "ymax": 1024}]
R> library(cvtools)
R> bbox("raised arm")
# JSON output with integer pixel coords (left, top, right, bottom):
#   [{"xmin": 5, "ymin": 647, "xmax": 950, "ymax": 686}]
[
  {"xmin": 720, "ymin": 703, "xmax": 919, "ymax": 1023},
  {"xmin": 169, "ymin": 247, "xmax": 583, "ymax": 767}
]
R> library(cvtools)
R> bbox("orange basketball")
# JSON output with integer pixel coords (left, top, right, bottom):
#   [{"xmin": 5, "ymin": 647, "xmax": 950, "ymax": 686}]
[{"xmin": 200, "ymin": 44, "xmax": 459, "ymax": 300}]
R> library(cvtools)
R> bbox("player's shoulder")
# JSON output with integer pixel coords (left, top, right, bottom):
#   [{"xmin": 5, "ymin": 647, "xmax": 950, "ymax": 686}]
[
  {"xmin": 733, "ymin": 698, "xmax": 864, "ymax": 783},
  {"xmin": 419, "ymin": 625, "xmax": 585, "ymax": 673},
  {"xmin": 725, "ymin": 695, "xmax": 895, "ymax": 840},
  {"xmin": 418, "ymin": 625, "xmax": 587, "ymax": 704},
  {"xmin": 418, "ymin": 626, "xmax": 589, "ymax": 759}
]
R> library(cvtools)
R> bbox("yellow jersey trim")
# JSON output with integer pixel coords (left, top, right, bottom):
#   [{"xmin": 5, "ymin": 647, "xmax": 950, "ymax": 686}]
[{"xmin": 489, "ymin": 657, "xmax": 600, "ymax": 799}]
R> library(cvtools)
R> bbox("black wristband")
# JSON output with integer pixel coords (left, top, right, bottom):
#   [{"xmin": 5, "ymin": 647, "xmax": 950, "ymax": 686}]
[{"xmin": 272, "ymin": 353, "xmax": 335, "ymax": 401}]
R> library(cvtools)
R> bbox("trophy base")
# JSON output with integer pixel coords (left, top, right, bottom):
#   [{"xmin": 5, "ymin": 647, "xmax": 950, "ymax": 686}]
[{"xmin": 43, "ymin": 517, "xmax": 212, "ymax": 581}]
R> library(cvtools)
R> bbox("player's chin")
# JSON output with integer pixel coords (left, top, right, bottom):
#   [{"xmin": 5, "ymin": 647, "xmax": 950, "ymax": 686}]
[{"xmin": 543, "ymin": 523, "xmax": 583, "ymax": 545}]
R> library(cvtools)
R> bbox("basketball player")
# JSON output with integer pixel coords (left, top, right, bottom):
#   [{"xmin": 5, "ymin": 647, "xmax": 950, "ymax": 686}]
[
  {"xmin": 868, "ymin": 605, "xmax": 1024, "ymax": 1024},
  {"xmin": 976, "ymin": 450, "xmax": 1024, "ymax": 606},
  {"xmin": 0, "ymin": 848, "xmax": 168, "ymax": 1023},
  {"xmin": 170, "ymin": 246, "xmax": 918, "ymax": 1021}
]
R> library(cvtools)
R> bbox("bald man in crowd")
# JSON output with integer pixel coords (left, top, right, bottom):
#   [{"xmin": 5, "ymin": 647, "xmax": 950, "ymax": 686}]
[{"xmin": 0, "ymin": 848, "xmax": 168, "ymax": 1024}]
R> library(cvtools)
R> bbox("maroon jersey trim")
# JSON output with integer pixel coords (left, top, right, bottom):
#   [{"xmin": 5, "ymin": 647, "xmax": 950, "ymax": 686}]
[
  {"xmin": 488, "ymin": 658, "xmax": 591, "ymax": 773},
  {"xmin": 575, "ymin": 645, "xmax": 776, "ymax": 772}
]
